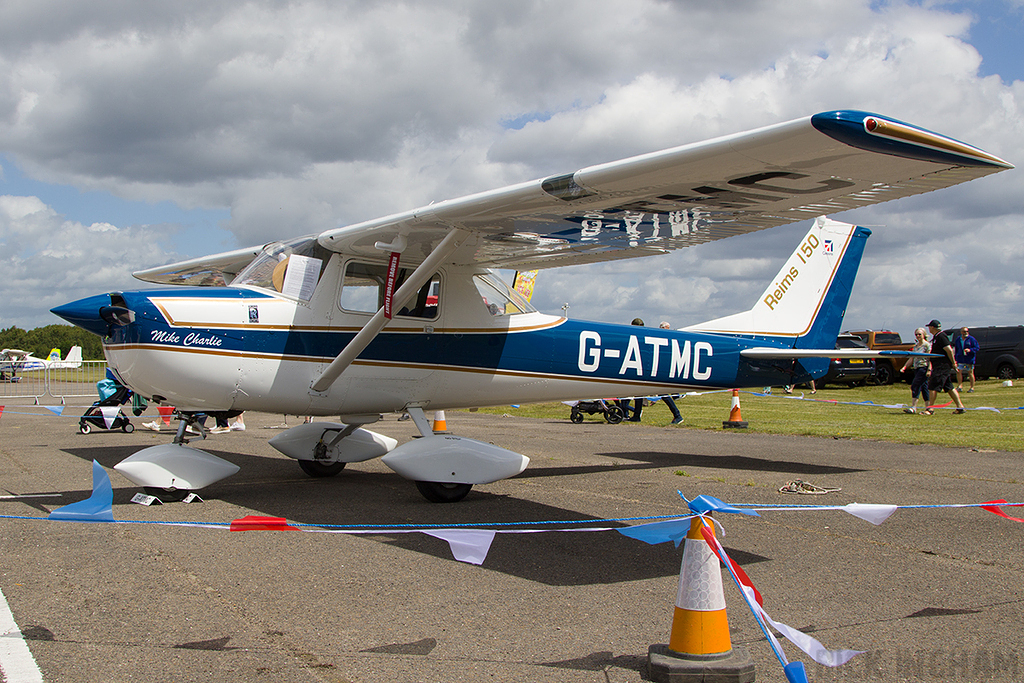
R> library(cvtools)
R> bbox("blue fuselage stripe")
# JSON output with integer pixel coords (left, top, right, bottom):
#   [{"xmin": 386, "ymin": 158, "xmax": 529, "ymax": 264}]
[{"xmin": 106, "ymin": 290, "xmax": 814, "ymax": 389}]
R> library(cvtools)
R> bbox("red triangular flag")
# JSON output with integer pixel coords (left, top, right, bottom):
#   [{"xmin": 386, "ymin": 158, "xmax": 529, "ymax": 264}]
[
  {"xmin": 980, "ymin": 499, "xmax": 1024, "ymax": 523},
  {"xmin": 229, "ymin": 515, "xmax": 296, "ymax": 531}
]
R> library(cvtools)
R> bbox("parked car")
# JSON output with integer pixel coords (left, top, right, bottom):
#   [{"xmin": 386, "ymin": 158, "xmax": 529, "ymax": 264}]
[
  {"xmin": 818, "ymin": 334, "xmax": 875, "ymax": 387},
  {"xmin": 945, "ymin": 326, "xmax": 1024, "ymax": 380},
  {"xmin": 846, "ymin": 329, "xmax": 913, "ymax": 384}
]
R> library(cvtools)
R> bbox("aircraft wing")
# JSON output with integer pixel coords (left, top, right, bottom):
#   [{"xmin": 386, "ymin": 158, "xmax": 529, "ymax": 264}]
[
  {"xmin": 318, "ymin": 110, "xmax": 1012, "ymax": 270},
  {"xmin": 133, "ymin": 244, "xmax": 265, "ymax": 285}
]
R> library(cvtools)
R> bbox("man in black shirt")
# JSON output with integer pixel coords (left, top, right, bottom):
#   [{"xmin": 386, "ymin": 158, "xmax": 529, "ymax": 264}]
[{"xmin": 923, "ymin": 319, "xmax": 966, "ymax": 415}]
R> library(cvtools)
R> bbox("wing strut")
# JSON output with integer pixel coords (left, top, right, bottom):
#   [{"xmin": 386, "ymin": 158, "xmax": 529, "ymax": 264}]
[{"xmin": 310, "ymin": 228, "xmax": 468, "ymax": 393}]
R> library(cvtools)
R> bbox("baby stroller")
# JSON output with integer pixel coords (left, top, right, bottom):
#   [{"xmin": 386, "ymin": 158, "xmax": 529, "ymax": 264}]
[
  {"xmin": 568, "ymin": 399, "xmax": 625, "ymax": 424},
  {"xmin": 79, "ymin": 377, "xmax": 145, "ymax": 434}
]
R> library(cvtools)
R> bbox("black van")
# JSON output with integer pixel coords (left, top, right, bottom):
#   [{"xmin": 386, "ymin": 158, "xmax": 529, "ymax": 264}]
[{"xmin": 947, "ymin": 326, "xmax": 1024, "ymax": 380}]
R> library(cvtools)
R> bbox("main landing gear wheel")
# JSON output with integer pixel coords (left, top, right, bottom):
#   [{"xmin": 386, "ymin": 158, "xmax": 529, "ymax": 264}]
[
  {"xmin": 298, "ymin": 460, "xmax": 347, "ymax": 477},
  {"xmin": 415, "ymin": 481, "xmax": 472, "ymax": 503}
]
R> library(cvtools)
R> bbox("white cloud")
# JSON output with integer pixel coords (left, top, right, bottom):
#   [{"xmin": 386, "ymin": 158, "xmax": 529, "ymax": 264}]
[{"xmin": 0, "ymin": 194, "xmax": 181, "ymax": 327}]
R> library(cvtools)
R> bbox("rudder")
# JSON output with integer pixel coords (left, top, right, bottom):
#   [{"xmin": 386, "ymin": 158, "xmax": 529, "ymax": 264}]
[{"xmin": 684, "ymin": 216, "xmax": 870, "ymax": 349}]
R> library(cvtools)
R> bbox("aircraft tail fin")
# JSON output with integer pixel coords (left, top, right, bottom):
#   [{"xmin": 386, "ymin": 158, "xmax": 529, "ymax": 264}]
[
  {"xmin": 65, "ymin": 346, "xmax": 83, "ymax": 364},
  {"xmin": 48, "ymin": 348, "xmax": 61, "ymax": 362},
  {"xmin": 684, "ymin": 216, "xmax": 870, "ymax": 348}
]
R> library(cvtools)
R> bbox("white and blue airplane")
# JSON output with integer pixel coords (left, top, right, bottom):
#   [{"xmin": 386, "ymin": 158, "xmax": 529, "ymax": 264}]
[
  {"xmin": 52, "ymin": 111, "xmax": 1011, "ymax": 502},
  {"xmin": 0, "ymin": 346, "xmax": 83, "ymax": 381}
]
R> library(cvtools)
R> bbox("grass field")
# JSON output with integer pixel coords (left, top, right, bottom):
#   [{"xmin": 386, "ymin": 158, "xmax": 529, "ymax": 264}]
[{"xmin": 468, "ymin": 379, "xmax": 1024, "ymax": 452}]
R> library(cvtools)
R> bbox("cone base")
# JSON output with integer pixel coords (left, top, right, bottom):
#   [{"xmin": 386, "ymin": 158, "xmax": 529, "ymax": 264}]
[
  {"xmin": 722, "ymin": 421, "xmax": 748, "ymax": 429},
  {"xmin": 648, "ymin": 643, "xmax": 755, "ymax": 683}
]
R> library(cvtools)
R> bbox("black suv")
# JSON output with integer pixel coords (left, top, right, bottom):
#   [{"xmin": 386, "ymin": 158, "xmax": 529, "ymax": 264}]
[
  {"xmin": 818, "ymin": 334, "xmax": 875, "ymax": 387},
  {"xmin": 945, "ymin": 326, "xmax": 1024, "ymax": 380}
]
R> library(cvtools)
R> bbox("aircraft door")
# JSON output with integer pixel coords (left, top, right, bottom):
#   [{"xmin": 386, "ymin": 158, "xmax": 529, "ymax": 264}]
[{"xmin": 325, "ymin": 260, "xmax": 443, "ymax": 413}]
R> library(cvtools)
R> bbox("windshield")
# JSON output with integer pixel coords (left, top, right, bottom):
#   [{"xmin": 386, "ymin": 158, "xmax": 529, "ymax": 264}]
[
  {"xmin": 473, "ymin": 271, "xmax": 537, "ymax": 316},
  {"xmin": 231, "ymin": 236, "xmax": 331, "ymax": 300}
]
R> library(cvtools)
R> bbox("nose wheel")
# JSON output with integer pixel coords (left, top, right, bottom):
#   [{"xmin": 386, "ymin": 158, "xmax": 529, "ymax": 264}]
[{"xmin": 298, "ymin": 460, "xmax": 347, "ymax": 477}]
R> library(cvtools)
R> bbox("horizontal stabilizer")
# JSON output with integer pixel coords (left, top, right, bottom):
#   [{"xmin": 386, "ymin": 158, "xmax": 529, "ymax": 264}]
[{"xmin": 741, "ymin": 349, "xmax": 936, "ymax": 359}]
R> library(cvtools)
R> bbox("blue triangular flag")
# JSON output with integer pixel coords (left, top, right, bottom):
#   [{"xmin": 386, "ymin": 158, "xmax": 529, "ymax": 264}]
[
  {"xmin": 688, "ymin": 494, "xmax": 760, "ymax": 517},
  {"xmin": 49, "ymin": 460, "xmax": 114, "ymax": 522},
  {"xmin": 616, "ymin": 517, "xmax": 694, "ymax": 547},
  {"xmin": 44, "ymin": 405, "xmax": 64, "ymax": 416},
  {"xmin": 784, "ymin": 661, "xmax": 809, "ymax": 683}
]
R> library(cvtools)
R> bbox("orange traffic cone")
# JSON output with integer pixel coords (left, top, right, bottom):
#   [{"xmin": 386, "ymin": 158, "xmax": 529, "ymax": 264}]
[
  {"xmin": 432, "ymin": 410, "xmax": 449, "ymax": 434},
  {"xmin": 157, "ymin": 405, "xmax": 175, "ymax": 426},
  {"xmin": 722, "ymin": 389, "xmax": 748, "ymax": 429},
  {"xmin": 648, "ymin": 517, "xmax": 755, "ymax": 682}
]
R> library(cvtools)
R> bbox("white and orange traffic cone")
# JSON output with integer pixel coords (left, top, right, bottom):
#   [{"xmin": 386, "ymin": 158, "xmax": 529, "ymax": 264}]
[
  {"xmin": 648, "ymin": 516, "xmax": 755, "ymax": 682},
  {"xmin": 432, "ymin": 410, "xmax": 449, "ymax": 434},
  {"xmin": 722, "ymin": 389, "xmax": 748, "ymax": 429}
]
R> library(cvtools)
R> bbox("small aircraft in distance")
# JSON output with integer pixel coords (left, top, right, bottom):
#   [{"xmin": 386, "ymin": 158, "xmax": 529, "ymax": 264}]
[
  {"xmin": 52, "ymin": 111, "xmax": 1012, "ymax": 502},
  {"xmin": 0, "ymin": 346, "xmax": 83, "ymax": 381}
]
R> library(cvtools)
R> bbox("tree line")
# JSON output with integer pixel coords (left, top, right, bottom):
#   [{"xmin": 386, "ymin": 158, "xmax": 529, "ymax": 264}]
[{"xmin": 0, "ymin": 325, "xmax": 105, "ymax": 360}]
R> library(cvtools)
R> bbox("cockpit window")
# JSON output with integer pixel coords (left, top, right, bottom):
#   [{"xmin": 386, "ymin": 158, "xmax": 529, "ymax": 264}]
[
  {"xmin": 473, "ymin": 272, "xmax": 536, "ymax": 316},
  {"xmin": 340, "ymin": 261, "xmax": 441, "ymax": 319},
  {"xmin": 231, "ymin": 236, "xmax": 331, "ymax": 301}
]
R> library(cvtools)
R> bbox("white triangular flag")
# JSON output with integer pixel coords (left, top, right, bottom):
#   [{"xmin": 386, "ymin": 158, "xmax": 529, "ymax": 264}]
[
  {"xmin": 424, "ymin": 529, "xmax": 496, "ymax": 565},
  {"xmin": 99, "ymin": 406, "xmax": 120, "ymax": 429},
  {"xmin": 842, "ymin": 503, "xmax": 897, "ymax": 525}
]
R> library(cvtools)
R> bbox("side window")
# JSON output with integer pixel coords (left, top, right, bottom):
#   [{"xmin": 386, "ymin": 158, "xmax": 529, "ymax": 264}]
[
  {"xmin": 340, "ymin": 262, "xmax": 385, "ymax": 313},
  {"xmin": 340, "ymin": 262, "xmax": 440, "ymax": 319}
]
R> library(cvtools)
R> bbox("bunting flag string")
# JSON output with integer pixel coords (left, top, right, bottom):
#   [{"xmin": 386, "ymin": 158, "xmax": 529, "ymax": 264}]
[
  {"xmin": 744, "ymin": 391, "xmax": 1004, "ymax": 412},
  {"xmin": 16, "ymin": 480, "xmax": 1024, "ymax": 567},
  {"xmin": 11, "ymin": 464, "xmax": 1024, "ymax": 564}
]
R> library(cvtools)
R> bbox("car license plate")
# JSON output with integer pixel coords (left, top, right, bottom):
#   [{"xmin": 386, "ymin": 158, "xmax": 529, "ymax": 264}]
[{"xmin": 849, "ymin": 359, "xmax": 864, "ymax": 364}]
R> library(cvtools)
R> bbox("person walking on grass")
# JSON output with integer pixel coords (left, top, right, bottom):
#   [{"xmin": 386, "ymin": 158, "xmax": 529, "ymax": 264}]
[
  {"xmin": 900, "ymin": 327, "xmax": 931, "ymax": 414},
  {"xmin": 922, "ymin": 320, "xmax": 966, "ymax": 415},
  {"xmin": 954, "ymin": 326, "xmax": 979, "ymax": 393}
]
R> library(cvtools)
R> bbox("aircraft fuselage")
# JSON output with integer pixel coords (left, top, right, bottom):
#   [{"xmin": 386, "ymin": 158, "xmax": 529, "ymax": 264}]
[{"xmin": 74, "ymin": 258, "xmax": 802, "ymax": 416}]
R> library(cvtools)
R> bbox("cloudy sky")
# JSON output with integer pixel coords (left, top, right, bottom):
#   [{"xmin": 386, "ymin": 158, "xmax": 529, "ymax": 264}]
[{"xmin": 1, "ymin": 0, "xmax": 1022, "ymax": 341}]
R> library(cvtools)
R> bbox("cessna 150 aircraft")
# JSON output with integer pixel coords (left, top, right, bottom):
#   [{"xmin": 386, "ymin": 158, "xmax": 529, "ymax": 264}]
[{"xmin": 52, "ymin": 110, "xmax": 1011, "ymax": 502}]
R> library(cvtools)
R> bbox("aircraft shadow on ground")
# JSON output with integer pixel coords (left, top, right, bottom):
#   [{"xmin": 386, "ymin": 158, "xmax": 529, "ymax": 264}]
[
  {"xmin": 517, "ymin": 450, "xmax": 863, "ymax": 478},
  {"xmin": 55, "ymin": 445, "xmax": 770, "ymax": 587}
]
